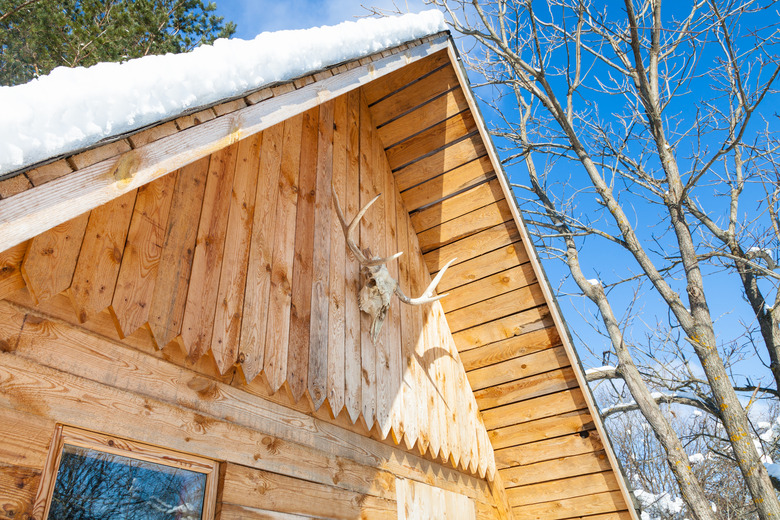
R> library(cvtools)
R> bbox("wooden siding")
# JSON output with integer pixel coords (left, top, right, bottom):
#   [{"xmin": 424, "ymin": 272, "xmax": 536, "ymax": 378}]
[
  {"xmin": 0, "ymin": 89, "xmax": 494, "ymax": 481},
  {"xmin": 0, "ymin": 42, "xmax": 638, "ymax": 520},
  {"xmin": 0, "ymin": 301, "xmax": 505, "ymax": 520},
  {"xmin": 368, "ymin": 51, "xmax": 634, "ymax": 520}
]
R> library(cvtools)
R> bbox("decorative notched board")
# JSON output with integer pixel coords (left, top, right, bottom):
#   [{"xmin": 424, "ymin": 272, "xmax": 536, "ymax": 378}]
[{"xmin": 0, "ymin": 33, "xmax": 639, "ymax": 520}]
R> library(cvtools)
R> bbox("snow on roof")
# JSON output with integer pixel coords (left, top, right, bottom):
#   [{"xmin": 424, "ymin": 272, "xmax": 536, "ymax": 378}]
[{"xmin": 0, "ymin": 10, "xmax": 446, "ymax": 176}]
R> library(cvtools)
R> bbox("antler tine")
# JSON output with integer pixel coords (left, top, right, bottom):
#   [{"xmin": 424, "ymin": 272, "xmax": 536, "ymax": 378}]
[
  {"xmin": 395, "ymin": 258, "xmax": 457, "ymax": 305},
  {"xmin": 332, "ymin": 185, "xmax": 370, "ymax": 264},
  {"xmin": 332, "ymin": 185, "xmax": 403, "ymax": 267}
]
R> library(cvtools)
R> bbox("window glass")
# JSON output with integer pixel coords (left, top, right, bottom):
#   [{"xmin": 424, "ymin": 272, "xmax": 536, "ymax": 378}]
[
  {"xmin": 49, "ymin": 444, "xmax": 207, "ymax": 520},
  {"xmin": 35, "ymin": 427, "xmax": 218, "ymax": 520}
]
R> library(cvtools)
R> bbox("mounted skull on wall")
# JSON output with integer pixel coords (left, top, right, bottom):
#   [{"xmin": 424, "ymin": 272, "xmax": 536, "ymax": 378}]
[{"xmin": 332, "ymin": 187, "xmax": 455, "ymax": 342}]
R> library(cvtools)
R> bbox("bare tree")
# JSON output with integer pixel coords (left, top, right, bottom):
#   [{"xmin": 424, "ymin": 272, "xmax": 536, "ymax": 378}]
[
  {"xmin": 600, "ymin": 392, "xmax": 770, "ymax": 519},
  {"xmin": 427, "ymin": 0, "xmax": 780, "ymax": 518}
]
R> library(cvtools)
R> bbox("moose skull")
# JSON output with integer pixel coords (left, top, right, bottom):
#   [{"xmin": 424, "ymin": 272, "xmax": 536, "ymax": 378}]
[{"xmin": 332, "ymin": 187, "xmax": 455, "ymax": 342}]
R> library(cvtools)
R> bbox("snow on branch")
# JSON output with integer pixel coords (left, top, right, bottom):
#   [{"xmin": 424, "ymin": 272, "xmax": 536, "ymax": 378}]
[
  {"xmin": 601, "ymin": 391, "xmax": 717, "ymax": 419},
  {"xmin": 585, "ymin": 365, "xmax": 619, "ymax": 381}
]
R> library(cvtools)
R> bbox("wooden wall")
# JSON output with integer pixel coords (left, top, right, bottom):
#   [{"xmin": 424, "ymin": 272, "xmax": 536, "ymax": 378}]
[
  {"xmin": 0, "ymin": 86, "xmax": 499, "ymax": 520},
  {"xmin": 0, "ymin": 300, "xmax": 504, "ymax": 519}
]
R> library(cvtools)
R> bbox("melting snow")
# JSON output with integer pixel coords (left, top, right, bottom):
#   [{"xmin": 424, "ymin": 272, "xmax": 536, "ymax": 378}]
[
  {"xmin": 634, "ymin": 489, "xmax": 685, "ymax": 516},
  {"xmin": 585, "ymin": 365, "xmax": 616, "ymax": 375},
  {"xmin": 0, "ymin": 10, "xmax": 446, "ymax": 174},
  {"xmin": 688, "ymin": 453, "xmax": 705, "ymax": 464}
]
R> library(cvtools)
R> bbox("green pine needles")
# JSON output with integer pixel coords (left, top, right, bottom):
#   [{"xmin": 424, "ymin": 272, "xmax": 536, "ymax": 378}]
[{"xmin": 0, "ymin": 0, "xmax": 237, "ymax": 86}]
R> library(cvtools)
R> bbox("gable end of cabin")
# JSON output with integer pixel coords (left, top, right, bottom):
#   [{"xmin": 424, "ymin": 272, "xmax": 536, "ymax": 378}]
[{"xmin": 0, "ymin": 20, "xmax": 638, "ymax": 520}]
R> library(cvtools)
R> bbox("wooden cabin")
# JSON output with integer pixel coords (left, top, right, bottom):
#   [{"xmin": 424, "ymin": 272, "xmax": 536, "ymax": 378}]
[{"xmin": 0, "ymin": 15, "xmax": 638, "ymax": 520}]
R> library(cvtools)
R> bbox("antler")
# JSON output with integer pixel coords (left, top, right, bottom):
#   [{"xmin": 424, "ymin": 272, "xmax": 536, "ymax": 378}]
[
  {"xmin": 395, "ymin": 258, "xmax": 456, "ymax": 305},
  {"xmin": 331, "ymin": 186, "xmax": 403, "ymax": 266},
  {"xmin": 332, "ymin": 185, "xmax": 455, "ymax": 342}
]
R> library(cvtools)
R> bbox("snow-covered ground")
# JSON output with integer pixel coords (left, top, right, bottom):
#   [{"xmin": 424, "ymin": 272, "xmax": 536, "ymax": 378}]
[{"xmin": 0, "ymin": 10, "xmax": 446, "ymax": 175}]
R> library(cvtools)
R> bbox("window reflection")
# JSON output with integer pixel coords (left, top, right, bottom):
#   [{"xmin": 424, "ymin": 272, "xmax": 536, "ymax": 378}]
[{"xmin": 49, "ymin": 444, "xmax": 206, "ymax": 520}]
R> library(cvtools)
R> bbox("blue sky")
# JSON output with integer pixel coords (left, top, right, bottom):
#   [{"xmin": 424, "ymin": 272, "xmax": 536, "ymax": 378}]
[{"xmin": 213, "ymin": 0, "xmax": 427, "ymax": 38}]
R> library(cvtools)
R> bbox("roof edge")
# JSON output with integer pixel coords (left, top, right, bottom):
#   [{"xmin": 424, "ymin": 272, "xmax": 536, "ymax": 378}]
[
  {"xmin": 0, "ymin": 31, "xmax": 450, "ymax": 187},
  {"xmin": 0, "ymin": 34, "xmax": 450, "ymax": 252}
]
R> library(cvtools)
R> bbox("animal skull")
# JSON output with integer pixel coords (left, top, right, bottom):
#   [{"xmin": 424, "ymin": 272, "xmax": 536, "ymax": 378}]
[{"xmin": 332, "ymin": 187, "xmax": 455, "ymax": 342}]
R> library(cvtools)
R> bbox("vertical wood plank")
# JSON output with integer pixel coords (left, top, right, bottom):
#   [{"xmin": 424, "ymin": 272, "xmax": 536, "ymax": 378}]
[
  {"xmin": 308, "ymin": 100, "xmax": 334, "ymax": 410},
  {"xmin": 109, "ymin": 174, "xmax": 177, "ymax": 338},
  {"xmin": 451, "ymin": 331, "xmax": 471, "ymax": 472},
  {"xmin": 147, "ymin": 157, "xmax": 210, "ymax": 349},
  {"xmin": 344, "ymin": 90, "xmax": 363, "ymax": 423},
  {"xmin": 396, "ymin": 478, "xmax": 409, "ymax": 520},
  {"xmin": 264, "ymin": 113, "xmax": 303, "ymax": 393},
  {"xmin": 69, "ymin": 190, "xmax": 136, "ymax": 323},
  {"xmin": 372, "ymin": 116, "xmax": 392, "ymax": 439},
  {"xmin": 378, "ymin": 123, "xmax": 400, "ymax": 441},
  {"xmin": 422, "ymin": 302, "xmax": 441, "ymax": 460},
  {"xmin": 439, "ymin": 303, "xmax": 459, "ymax": 468},
  {"xmin": 0, "ymin": 241, "xmax": 29, "ymax": 300},
  {"xmin": 396, "ymin": 193, "xmax": 417, "ymax": 449},
  {"xmin": 288, "ymin": 106, "xmax": 319, "ymax": 402},
  {"xmin": 359, "ymin": 92, "xmax": 377, "ymax": 430},
  {"xmin": 180, "ymin": 144, "xmax": 239, "ymax": 360},
  {"xmin": 408, "ymin": 221, "xmax": 429, "ymax": 456},
  {"xmin": 240, "ymin": 124, "xmax": 284, "ymax": 383},
  {"xmin": 21, "ymin": 212, "xmax": 89, "ymax": 304},
  {"xmin": 211, "ymin": 134, "xmax": 262, "ymax": 374},
  {"xmin": 327, "ymin": 95, "xmax": 348, "ymax": 417}
]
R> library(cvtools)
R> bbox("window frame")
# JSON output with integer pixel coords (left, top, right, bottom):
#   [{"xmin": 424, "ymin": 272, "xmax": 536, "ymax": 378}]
[{"xmin": 33, "ymin": 425, "xmax": 220, "ymax": 520}]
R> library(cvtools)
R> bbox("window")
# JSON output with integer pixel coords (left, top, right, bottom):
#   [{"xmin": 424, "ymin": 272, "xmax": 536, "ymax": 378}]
[{"xmin": 34, "ymin": 426, "xmax": 219, "ymax": 520}]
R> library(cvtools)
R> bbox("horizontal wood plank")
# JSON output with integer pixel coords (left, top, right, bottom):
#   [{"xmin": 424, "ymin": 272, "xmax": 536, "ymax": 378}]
[
  {"xmin": 460, "ymin": 327, "xmax": 561, "ymax": 372},
  {"xmin": 222, "ymin": 463, "xmax": 397, "ymax": 519},
  {"xmin": 494, "ymin": 430, "xmax": 603, "ymax": 469},
  {"xmin": 452, "ymin": 305, "xmax": 554, "ymax": 353},
  {"xmin": 0, "ymin": 463, "xmax": 39, "ymax": 520},
  {"xmin": 437, "ymin": 241, "xmax": 528, "ymax": 293},
  {"xmin": 386, "ymin": 111, "xmax": 477, "ymax": 171},
  {"xmin": 489, "ymin": 411, "xmax": 595, "ymax": 450},
  {"xmin": 378, "ymin": 88, "xmax": 471, "ymax": 149},
  {"xmin": 410, "ymin": 178, "xmax": 503, "ymax": 234},
  {"xmin": 363, "ymin": 50, "xmax": 450, "ymax": 106},
  {"xmin": 499, "ymin": 451, "xmax": 613, "ymax": 489},
  {"xmin": 442, "ymin": 263, "xmax": 536, "ymax": 313},
  {"xmin": 446, "ymin": 283, "xmax": 546, "ymax": 333},
  {"xmin": 467, "ymin": 346, "xmax": 571, "ymax": 392},
  {"xmin": 424, "ymin": 221, "xmax": 520, "ymax": 274},
  {"xmin": 417, "ymin": 200, "xmax": 513, "ymax": 253},
  {"xmin": 511, "ymin": 491, "xmax": 626, "ymax": 520},
  {"xmin": 474, "ymin": 367, "xmax": 579, "ymax": 410},
  {"xmin": 482, "ymin": 388, "xmax": 588, "ymax": 430},
  {"xmin": 395, "ymin": 136, "xmax": 487, "ymax": 193},
  {"xmin": 371, "ymin": 65, "xmax": 460, "ymax": 127},
  {"xmin": 219, "ymin": 503, "xmax": 310, "ymax": 520},
  {"xmin": 506, "ymin": 470, "xmax": 619, "ymax": 507}
]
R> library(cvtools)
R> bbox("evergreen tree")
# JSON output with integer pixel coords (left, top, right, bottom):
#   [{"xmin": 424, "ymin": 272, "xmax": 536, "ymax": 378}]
[{"xmin": 0, "ymin": 0, "xmax": 237, "ymax": 86}]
